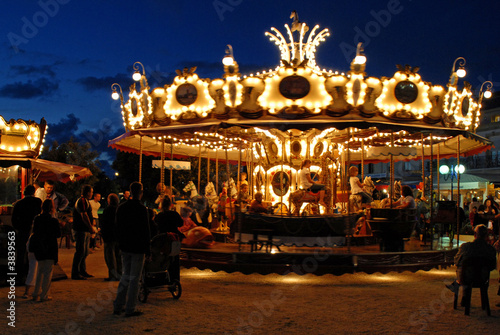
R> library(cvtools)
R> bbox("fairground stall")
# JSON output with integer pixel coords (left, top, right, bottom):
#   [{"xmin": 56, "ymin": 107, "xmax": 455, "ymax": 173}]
[
  {"xmin": 109, "ymin": 14, "xmax": 492, "ymax": 274},
  {"xmin": 0, "ymin": 116, "xmax": 92, "ymax": 223}
]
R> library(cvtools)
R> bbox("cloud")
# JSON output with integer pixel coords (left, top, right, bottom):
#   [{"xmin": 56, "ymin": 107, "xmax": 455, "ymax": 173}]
[
  {"xmin": 9, "ymin": 64, "xmax": 56, "ymax": 78},
  {"xmin": 46, "ymin": 113, "xmax": 81, "ymax": 144},
  {"xmin": 0, "ymin": 77, "xmax": 59, "ymax": 99},
  {"xmin": 76, "ymin": 73, "xmax": 130, "ymax": 92}
]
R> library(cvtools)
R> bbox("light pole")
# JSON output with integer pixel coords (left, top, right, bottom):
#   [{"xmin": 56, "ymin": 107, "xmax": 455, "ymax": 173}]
[
  {"xmin": 471, "ymin": 81, "xmax": 493, "ymax": 132},
  {"xmin": 133, "ymin": 61, "xmax": 149, "ymax": 90},
  {"xmin": 439, "ymin": 164, "xmax": 465, "ymax": 202},
  {"xmin": 448, "ymin": 57, "xmax": 466, "ymax": 86}
]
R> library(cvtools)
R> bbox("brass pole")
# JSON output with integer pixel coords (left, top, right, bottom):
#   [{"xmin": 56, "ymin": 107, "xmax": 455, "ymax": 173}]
[
  {"xmin": 139, "ymin": 135, "xmax": 143, "ymax": 183},
  {"xmin": 456, "ymin": 137, "xmax": 461, "ymax": 248}
]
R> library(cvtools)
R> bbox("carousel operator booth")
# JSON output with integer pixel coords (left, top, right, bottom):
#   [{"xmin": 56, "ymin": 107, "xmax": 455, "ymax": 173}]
[{"xmin": 109, "ymin": 13, "xmax": 492, "ymax": 249}]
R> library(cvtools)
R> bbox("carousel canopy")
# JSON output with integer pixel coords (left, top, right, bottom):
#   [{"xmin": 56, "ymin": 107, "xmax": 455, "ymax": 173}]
[
  {"xmin": 108, "ymin": 13, "xmax": 492, "ymax": 166},
  {"xmin": 0, "ymin": 116, "xmax": 46, "ymax": 159}
]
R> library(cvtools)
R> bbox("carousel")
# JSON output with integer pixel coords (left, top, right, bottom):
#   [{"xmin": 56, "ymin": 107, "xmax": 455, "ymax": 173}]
[{"xmin": 109, "ymin": 13, "xmax": 492, "ymax": 275}]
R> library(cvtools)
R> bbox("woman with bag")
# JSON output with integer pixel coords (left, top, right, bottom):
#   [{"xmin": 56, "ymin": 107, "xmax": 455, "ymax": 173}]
[{"xmin": 32, "ymin": 199, "xmax": 61, "ymax": 302}]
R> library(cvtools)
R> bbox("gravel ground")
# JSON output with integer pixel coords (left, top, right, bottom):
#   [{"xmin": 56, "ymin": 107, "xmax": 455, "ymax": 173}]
[{"xmin": 2, "ymin": 245, "xmax": 499, "ymax": 335}]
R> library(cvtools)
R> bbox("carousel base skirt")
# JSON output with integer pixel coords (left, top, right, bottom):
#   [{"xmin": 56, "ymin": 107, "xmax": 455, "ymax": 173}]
[{"xmin": 180, "ymin": 237, "xmax": 459, "ymax": 276}]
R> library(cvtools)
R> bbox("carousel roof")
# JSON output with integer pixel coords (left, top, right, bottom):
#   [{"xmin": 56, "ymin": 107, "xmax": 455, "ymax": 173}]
[
  {"xmin": 109, "ymin": 13, "xmax": 492, "ymax": 163},
  {"xmin": 0, "ymin": 116, "xmax": 46, "ymax": 159}
]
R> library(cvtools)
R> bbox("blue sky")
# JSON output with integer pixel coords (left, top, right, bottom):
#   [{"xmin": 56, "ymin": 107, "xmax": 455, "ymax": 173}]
[{"xmin": 1, "ymin": 0, "xmax": 499, "ymax": 175}]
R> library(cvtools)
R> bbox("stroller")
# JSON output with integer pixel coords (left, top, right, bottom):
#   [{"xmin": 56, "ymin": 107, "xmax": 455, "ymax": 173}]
[{"xmin": 138, "ymin": 233, "xmax": 182, "ymax": 303}]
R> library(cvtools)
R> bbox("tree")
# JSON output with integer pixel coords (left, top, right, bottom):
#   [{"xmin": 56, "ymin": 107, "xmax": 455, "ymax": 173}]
[{"xmin": 40, "ymin": 137, "xmax": 118, "ymax": 205}]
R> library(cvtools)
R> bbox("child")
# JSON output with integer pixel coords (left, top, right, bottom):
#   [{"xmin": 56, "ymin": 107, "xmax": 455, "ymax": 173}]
[
  {"xmin": 349, "ymin": 166, "xmax": 373, "ymax": 207},
  {"xmin": 179, "ymin": 207, "xmax": 197, "ymax": 233}
]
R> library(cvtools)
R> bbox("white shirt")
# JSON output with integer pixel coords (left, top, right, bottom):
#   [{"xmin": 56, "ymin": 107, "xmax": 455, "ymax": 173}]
[
  {"xmin": 89, "ymin": 200, "xmax": 101, "ymax": 219},
  {"xmin": 35, "ymin": 187, "xmax": 47, "ymax": 201},
  {"xmin": 350, "ymin": 176, "xmax": 363, "ymax": 194},
  {"xmin": 298, "ymin": 167, "xmax": 313, "ymax": 189}
]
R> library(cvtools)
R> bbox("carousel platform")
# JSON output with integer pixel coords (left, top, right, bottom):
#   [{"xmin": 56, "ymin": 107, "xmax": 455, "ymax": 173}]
[{"xmin": 180, "ymin": 237, "xmax": 459, "ymax": 276}]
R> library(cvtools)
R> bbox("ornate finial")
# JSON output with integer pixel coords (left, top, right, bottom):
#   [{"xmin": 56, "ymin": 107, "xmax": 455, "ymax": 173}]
[{"xmin": 265, "ymin": 14, "xmax": 329, "ymax": 68}]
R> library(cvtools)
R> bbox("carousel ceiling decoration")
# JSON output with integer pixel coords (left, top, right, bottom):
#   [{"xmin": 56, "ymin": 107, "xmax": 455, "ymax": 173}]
[
  {"xmin": 0, "ymin": 116, "xmax": 47, "ymax": 158},
  {"xmin": 109, "ymin": 12, "xmax": 492, "ymax": 163}
]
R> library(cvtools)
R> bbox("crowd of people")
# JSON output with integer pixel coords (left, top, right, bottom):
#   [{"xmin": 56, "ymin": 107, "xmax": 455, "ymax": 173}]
[{"xmin": 9, "ymin": 164, "xmax": 500, "ymax": 315}]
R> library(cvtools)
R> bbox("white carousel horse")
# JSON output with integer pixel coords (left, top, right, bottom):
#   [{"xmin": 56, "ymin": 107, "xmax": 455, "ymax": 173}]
[
  {"xmin": 205, "ymin": 182, "xmax": 219, "ymax": 210},
  {"xmin": 349, "ymin": 176, "xmax": 375, "ymax": 212},
  {"xmin": 183, "ymin": 180, "xmax": 199, "ymax": 199},
  {"xmin": 223, "ymin": 178, "xmax": 237, "ymax": 199},
  {"xmin": 183, "ymin": 181, "xmax": 210, "ymax": 227},
  {"xmin": 380, "ymin": 180, "xmax": 402, "ymax": 208}
]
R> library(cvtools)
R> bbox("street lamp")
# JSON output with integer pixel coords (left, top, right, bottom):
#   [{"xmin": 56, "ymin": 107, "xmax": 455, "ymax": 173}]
[
  {"xmin": 222, "ymin": 44, "xmax": 239, "ymax": 76},
  {"xmin": 471, "ymin": 81, "xmax": 493, "ymax": 133},
  {"xmin": 439, "ymin": 164, "xmax": 465, "ymax": 201},
  {"xmin": 133, "ymin": 61, "xmax": 149, "ymax": 90},
  {"xmin": 111, "ymin": 83, "xmax": 123, "ymax": 103},
  {"xmin": 448, "ymin": 57, "xmax": 466, "ymax": 86},
  {"xmin": 222, "ymin": 44, "xmax": 234, "ymax": 66}
]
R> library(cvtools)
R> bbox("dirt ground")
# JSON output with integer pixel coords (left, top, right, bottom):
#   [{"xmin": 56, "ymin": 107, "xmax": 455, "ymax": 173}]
[{"xmin": 2, "ymin": 244, "xmax": 499, "ymax": 335}]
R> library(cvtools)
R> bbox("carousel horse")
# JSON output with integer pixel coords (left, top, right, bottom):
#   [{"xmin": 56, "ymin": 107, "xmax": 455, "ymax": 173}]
[
  {"xmin": 182, "ymin": 181, "xmax": 210, "ymax": 228},
  {"xmin": 290, "ymin": 153, "xmax": 337, "ymax": 216},
  {"xmin": 380, "ymin": 180, "xmax": 402, "ymax": 208},
  {"xmin": 223, "ymin": 178, "xmax": 237, "ymax": 199},
  {"xmin": 205, "ymin": 182, "xmax": 219, "ymax": 226},
  {"xmin": 349, "ymin": 176, "xmax": 376, "ymax": 212}
]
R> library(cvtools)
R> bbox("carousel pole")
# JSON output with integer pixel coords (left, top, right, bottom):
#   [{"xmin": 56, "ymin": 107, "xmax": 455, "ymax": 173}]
[
  {"xmin": 456, "ymin": 137, "xmax": 461, "ymax": 248},
  {"xmin": 225, "ymin": 131, "xmax": 233, "ymax": 230},
  {"xmin": 281, "ymin": 140, "xmax": 285, "ymax": 215},
  {"xmin": 237, "ymin": 143, "xmax": 241, "ymax": 193},
  {"xmin": 139, "ymin": 135, "xmax": 143, "ymax": 183},
  {"xmin": 421, "ymin": 133, "xmax": 425, "ymax": 199},
  {"xmin": 198, "ymin": 146, "xmax": 202, "ymax": 193},
  {"xmin": 346, "ymin": 128, "xmax": 351, "ymax": 253},
  {"xmin": 428, "ymin": 134, "xmax": 434, "ymax": 249},
  {"xmin": 216, "ymin": 149, "xmax": 219, "ymax": 195},
  {"xmin": 390, "ymin": 132, "xmax": 394, "ymax": 208},
  {"xmin": 170, "ymin": 139, "xmax": 174, "ymax": 195},
  {"xmin": 207, "ymin": 149, "xmax": 210, "ymax": 186},
  {"xmin": 361, "ymin": 139, "xmax": 364, "ymax": 180},
  {"xmin": 250, "ymin": 141, "xmax": 254, "ymax": 198},
  {"xmin": 437, "ymin": 144, "xmax": 440, "ymax": 201},
  {"xmin": 161, "ymin": 138, "xmax": 165, "ymax": 197}
]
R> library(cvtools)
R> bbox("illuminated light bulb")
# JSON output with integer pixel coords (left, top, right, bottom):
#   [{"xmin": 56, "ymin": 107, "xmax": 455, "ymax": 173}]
[
  {"xmin": 456, "ymin": 68, "xmax": 466, "ymax": 78},
  {"xmin": 484, "ymin": 90, "xmax": 492, "ymax": 99}
]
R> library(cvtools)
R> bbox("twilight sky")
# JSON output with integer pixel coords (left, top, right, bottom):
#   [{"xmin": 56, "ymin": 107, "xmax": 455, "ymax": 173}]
[{"xmin": 1, "ymin": 0, "xmax": 499, "ymax": 175}]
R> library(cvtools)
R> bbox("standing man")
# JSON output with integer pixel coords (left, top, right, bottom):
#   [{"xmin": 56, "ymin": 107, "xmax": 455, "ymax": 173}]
[
  {"xmin": 120, "ymin": 190, "xmax": 130, "ymax": 204},
  {"xmin": 71, "ymin": 185, "xmax": 94, "ymax": 280},
  {"xmin": 12, "ymin": 185, "xmax": 42, "ymax": 282},
  {"xmin": 113, "ymin": 182, "xmax": 150, "ymax": 317},
  {"xmin": 89, "ymin": 193, "xmax": 101, "ymax": 250},
  {"xmin": 101, "ymin": 193, "xmax": 121, "ymax": 281},
  {"xmin": 35, "ymin": 180, "xmax": 69, "ymax": 216}
]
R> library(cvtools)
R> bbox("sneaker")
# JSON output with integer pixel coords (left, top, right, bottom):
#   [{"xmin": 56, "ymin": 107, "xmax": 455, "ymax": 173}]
[
  {"xmin": 40, "ymin": 296, "xmax": 53, "ymax": 302},
  {"xmin": 125, "ymin": 310, "xmax": 144, "ymax": 317}
]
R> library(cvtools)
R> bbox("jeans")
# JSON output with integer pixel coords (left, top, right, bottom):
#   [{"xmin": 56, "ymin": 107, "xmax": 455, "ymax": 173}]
[
  {"xmin": 104, "ymin": 241, "xmax": 122, "ymax": 280},
  {"xmin": 33, "ymin": 259, "xmax": 54, "ymax": 300},
  {"xmin": 113, "ymin": 252, "xmax": 145, "ymax": 314},
  {"xmin": 72, "ymin": 231, "xmax": 90, "ymax": 277}
]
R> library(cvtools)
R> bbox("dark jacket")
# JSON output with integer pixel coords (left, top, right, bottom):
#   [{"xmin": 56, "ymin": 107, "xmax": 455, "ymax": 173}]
[
  {"xmin": 72, "ymin": 197, "xmax": 93, "ymax": 233},
  {"xmin": 32, "ymin": 213, "xmax": 61, "ymax": 263},
  {"xmin": 12, "ymin": 196, "xmax": 42, "ymax": 241},
  {"xmin": 154, "ymin": 210, "xmax": 184, "ymax": 237},
  {"xmin": 454, "ymin": 238, "xmax": 497, "ymax": 271},
  {"xmin": 116, "ymin": 199, "xmax": 151, "ymax": 256},
  {"xmin": 100, "ymin": 204, "xmax": 117, "ymax": 243}
]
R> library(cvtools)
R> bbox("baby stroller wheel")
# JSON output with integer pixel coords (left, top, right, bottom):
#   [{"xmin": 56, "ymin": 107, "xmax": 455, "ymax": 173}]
[
  {"xmin": 138, "ymin": 282, "xmax": 149, "ymax": 303},
  {"xmin": 169, "ymin": 279, "xmax": 182, "ymax": 300}
]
